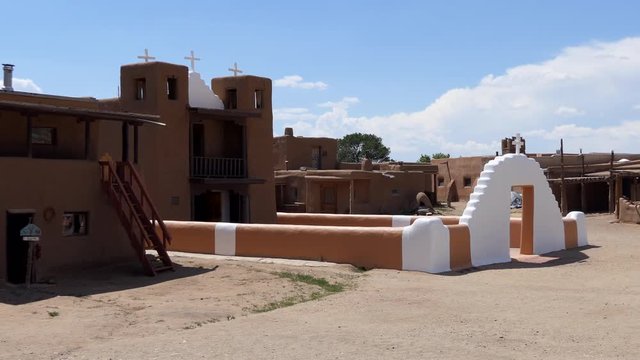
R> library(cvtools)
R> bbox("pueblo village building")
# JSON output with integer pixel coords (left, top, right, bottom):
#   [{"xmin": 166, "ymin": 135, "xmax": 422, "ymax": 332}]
[{"xmin": 0, "ymin": 55, "xmax": 276, "ymax": 284}]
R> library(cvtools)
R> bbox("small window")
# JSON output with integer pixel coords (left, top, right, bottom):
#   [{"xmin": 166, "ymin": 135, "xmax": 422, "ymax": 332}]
[
  {"xmin": 31, "ymin": 127, "xmax": 57, "ymax": 145},
  {"xmin": 463, "ymin": 177, "xmax": 472, "ymax": 187},
  {"xmin": 437, "ymin": 176, "xmax": 445, "ymax": 187},
  {"xmin": 254, "ymin": 90, "xmax": 263, "ymax": 109},
  {"xmin": 135, "ymin": 78, "xmax": 146, "ymax": 100},
  {"xmin": 391, "ymin": 189, "xmax": 400, "ymax": 196},
  {"xmin": 62, "ymin": 212, "xmax": 88, "ymax": 236},
  {"xmin": 167, "ymin": 77, "xmax": 178, "ymax": 100},
  {"xmin": 226, "ymin": 88, "xmax": 237, "ymax": 109}
]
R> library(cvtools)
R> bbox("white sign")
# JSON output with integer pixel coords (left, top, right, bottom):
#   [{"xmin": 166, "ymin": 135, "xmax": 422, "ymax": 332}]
[{"xmin": 20, "ymin": 223, "xmax": 42, "ymax": 241}]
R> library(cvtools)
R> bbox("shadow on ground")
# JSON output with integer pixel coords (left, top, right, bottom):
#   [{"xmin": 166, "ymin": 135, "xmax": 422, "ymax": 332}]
[
  {"xmin": 0, "ymin": 256, "xmax": 216, "ymax": 305},
  {"xmin": 445, "ymin": 245, "xmax": 599, "ymax": 276}
]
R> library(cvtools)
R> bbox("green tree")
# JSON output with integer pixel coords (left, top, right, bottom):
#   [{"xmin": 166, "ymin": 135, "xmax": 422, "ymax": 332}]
[
  {"xmin": 417, "ymin": 154, "xmax": 431, "ymax": 163},
  {"xmin": 337, "ymin": 133, "xmax": 391, "ymax": 162},
  {"xmin": 432, "ymin": 152, "xmax": 450, "ymax": 159}
]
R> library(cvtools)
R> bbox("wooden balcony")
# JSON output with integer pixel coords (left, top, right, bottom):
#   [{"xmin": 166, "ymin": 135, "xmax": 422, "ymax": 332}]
[{"xmin": 191, "ymin": 156, "xmax": 245, "ymax": 178}]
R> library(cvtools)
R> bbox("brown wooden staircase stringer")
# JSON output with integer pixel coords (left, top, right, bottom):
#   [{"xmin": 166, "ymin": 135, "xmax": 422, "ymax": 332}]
[{"xmin": 99, "ymin": 160, "xmax": 173, "ymax": 276}]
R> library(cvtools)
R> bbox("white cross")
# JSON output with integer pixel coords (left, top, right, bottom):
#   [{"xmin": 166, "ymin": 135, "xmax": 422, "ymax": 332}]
[
  {"xmin": 184, "ymin": 50, "xmax": 201, "ymax": 71},
  {"xmin": 514, "ymin": 133, "xmax": 524, "ymax": 154},
  {"xmin": 137, "ymin": 48, "xmax": 156, "ymax": 63},
  {"xmin": 228, "ymin": 62, "xmax": 243, "ymax": 76}
]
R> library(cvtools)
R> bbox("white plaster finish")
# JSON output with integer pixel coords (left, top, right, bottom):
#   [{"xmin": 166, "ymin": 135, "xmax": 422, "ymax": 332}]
[
  {"xmin": 392, "ymin": 215, "xmax": 412, "ymax": 227},
  {"xmin": 566, "ymin": 211, "xmax": 589, "ymax": 247},
  {"xmin": 460, "ymin": 154, "xmax": 565, "ymax": 267},
  {"xmin": 214, "ymin": 223, "xmax": 237, "ymax": 256},
  {"xmin": 188, "ymin": 71, "xmax": 224, "ymax": 109},
  {"xmin": 402, "ymin": 217, "xmax": 450, "ymax": 273}
]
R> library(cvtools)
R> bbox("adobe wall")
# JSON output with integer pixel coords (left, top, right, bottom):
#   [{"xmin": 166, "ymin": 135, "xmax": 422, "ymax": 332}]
[
  {"xmin": 273, "ymin": 135, "xmax": 338, "ymax": 170},
  {"xmin": 618, "ymin": 198, "xmax": 640, "ymax": 224},
  {"xmin": 433, "ymin": 157, "xmax": 493, "ymax": 202},
  {"xmin": 0, "ymin": 158, "xmax": 134, "ymax": 282},
  {"xmin": 161, "ymin": 213, "xmax": 584, "ymax": 273}
]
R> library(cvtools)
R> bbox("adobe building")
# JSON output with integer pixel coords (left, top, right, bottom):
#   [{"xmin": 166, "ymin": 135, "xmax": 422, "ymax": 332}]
[
  {"xmin": 0, "ymin": 58, "xmax": 276, "ymax": 284},
  {"xmin": 274, "ymin": 130, "xmax": 438, "ymax": 214},
  {"xmin": 432, "ymin": 133, "xmax": 640, "ymax": 214},
  {"xmin": 273, "ymin": 127, "xmax": 337, "ymax": 171},
  {"xmin": 433, "ymin": 156, "xmax": 494, "ymax": 203}
]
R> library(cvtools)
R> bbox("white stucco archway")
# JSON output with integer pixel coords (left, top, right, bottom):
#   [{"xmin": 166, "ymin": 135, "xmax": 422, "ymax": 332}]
[{"xmin": 460, "ymin": 154, "xmax": 565, "ymax": 267}]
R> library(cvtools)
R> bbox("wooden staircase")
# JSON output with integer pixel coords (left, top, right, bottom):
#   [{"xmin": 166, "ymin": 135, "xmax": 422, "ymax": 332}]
[{"xmin": 99, "ymin": 160, "xmax": 173, "ymax": 276}]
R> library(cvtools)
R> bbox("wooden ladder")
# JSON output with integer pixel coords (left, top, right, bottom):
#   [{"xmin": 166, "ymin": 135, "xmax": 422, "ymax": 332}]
[{"xmin": 99, "ymin": 160, "xmax": 173, "ymax": 276}]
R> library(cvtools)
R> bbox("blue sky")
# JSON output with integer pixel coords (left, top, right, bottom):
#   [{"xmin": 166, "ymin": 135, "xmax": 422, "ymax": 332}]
[{"xmin": 5, "ymin": 0, "xmax": 640, "ymax": 160}]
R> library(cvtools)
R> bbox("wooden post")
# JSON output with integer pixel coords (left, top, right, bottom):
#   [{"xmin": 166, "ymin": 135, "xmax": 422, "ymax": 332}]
[
  {"xmin": 26, "ymin": 114, "xmax": 33, "ymax": 158},
  {"xmin": 560, "ymin": 139, "xmax": 568, "ymax": 216},
  {"xmin": 133, "ymin": 125, "xmax": 139, "ymax": 164},
  {"xmin": 121, "ymin": 122, "xmax": 129, "ymax": 162},
  {"xmin": 348, "ymin": 180, "xmax": 354, "ymax": 214},
  {"xmin": 608, "ymin": 150, "xmax": 615, "ymax": 213},
  {"xmin": 25, "ymin": 242, "xmax": 34, "ymax": 288},
  {"xmin": 83, "ymin": 118, "xmax": 91, "ymax": 160},
  {"xmin": 615, "ymin": 174, "xmax": 623, "ymax": 219}
]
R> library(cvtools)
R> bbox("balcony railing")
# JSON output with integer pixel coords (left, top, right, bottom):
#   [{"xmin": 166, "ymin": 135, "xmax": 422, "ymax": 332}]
[{"xmin": 191, "ymin": 156, "xmax": 246, "ymax": 178}]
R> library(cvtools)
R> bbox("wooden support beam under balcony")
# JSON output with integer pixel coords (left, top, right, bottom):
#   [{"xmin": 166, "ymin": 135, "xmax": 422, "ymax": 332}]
[{"xmin": 188, "ymin": 107, "xmax": 262, "ymax": 122}]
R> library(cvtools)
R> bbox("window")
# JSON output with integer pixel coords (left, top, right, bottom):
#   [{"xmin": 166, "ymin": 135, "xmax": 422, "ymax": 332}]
[
  {"xmin": 62, "ymin": 212, "xmax": 88, "ymax": 236},
  {"xmin": 463, "ymin": 177, "xmax": 472, "ymax": 187},
  {"xmin": 254, "ymin": 90, "xmax": 263, "ymax": 109},
  {"xmin": 226, "ymin": 88, "xmax": 237, "ymax": 109},
  {"xmin": 167, "ymin": 77, "xmax": 178, "ymax": 100},
  {"xmin": 437, "ymin": 176, "xmax": 445, "ymax": 187},
  {"xmin": 31, "ymin": 127, "xmax": 57, "ymax": 145},
  {"xmin": 391, "ymin": 189, "xmax": 400, "ymax": 196},
  {"xmin": 135, "ymin": 78, "xmax": 146, "ymax": 100}
]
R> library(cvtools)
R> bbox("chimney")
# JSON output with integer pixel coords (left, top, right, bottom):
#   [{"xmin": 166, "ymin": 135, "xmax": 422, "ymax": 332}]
[
  {"xmin": 3, "ymin": 64, "xmax": 14, "ymax": 91},
  {"xmin": 284, "ymin": 127, "xmax": 294, "ymax": 136}
]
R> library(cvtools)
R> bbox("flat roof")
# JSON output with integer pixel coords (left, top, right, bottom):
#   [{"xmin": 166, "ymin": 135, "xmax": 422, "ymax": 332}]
[{"xmin": 0, "ymin": 100, "xmax": 164, "ymax": 126}]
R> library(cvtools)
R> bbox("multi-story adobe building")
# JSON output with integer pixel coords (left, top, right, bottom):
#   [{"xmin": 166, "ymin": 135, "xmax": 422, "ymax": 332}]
[{"xmin": 0, "ymin": 59, "xmax": 276, "ymax": 284}]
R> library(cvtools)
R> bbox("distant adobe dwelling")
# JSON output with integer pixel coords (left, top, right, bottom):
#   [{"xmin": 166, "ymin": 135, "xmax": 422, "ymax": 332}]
[
  {"xmin": 433, "ymin": 134, "xmax": 640, "ymax": 215},
  {"xmin": 273, "ymin": 128, "xmax": 438, "ymax": 215}
]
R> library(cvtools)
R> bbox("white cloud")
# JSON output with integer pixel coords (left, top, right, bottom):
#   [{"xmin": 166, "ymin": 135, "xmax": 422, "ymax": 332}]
[
  {"xmin": 274, "ymin": 75, "xmax": 328, "ymax": 90},
  {"xmin": 555, "ymin": 106, "xmax": 585, "ymax": 117},
  {"xmin": 11, "ymin": 78, "xmax": 42, "ymax": 93},
  {"xmin": 274, "ymin": 37, "xmax": 640, "ymax": 160}
]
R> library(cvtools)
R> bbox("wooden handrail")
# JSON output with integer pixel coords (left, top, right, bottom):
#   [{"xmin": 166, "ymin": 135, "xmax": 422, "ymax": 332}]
[
  {"xmin": 121, "ymin": 161, "xmax": 172, "ymax": 245},
  {"xmin": 98, "ymin": 161, "xmax": 149, "ymax": 247}
]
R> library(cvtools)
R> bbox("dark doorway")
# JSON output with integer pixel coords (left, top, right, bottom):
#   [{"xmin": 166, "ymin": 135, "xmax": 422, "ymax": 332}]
[
  {"xmin": 193, "ymin": 191, "xmax": 222, "ymax": 222},
  {"xmin": 192, "ymin": 123, "xmax": 205, "ymax": 158},
  {"xmin": 6, "ymin": 212, "xmax": 33, "ymax": 284},
  {"xmin": 230, "ymin": 191, "xmax": 246, "ymax": 223}
]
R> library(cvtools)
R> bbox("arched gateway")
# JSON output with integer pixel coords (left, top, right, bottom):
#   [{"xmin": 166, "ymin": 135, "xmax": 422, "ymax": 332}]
[{"xmin": 461, "ymin": 153, "xmax": 580, "ymax": 266}]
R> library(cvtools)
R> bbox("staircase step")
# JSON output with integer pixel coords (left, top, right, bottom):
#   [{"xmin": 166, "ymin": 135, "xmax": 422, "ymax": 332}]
[{"xmin": 153, "ymin": 265, "xmax": 174, "ymax": 273}]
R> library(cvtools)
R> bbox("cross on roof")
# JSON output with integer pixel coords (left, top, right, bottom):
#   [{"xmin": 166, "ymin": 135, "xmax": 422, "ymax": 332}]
[
  {"xmin": 228, "ymin": 62, "xmax": 243, "ymax": 76},
  {"xmin": 184, "ymin": 50, "xmax": 201, "ymax": 71},
  {"xmin": 137, "ymin": 48, "xmax": 156, "ymax": 63},
  {"xmin": 514, "ymin": 133, "xmax": 524, "ymax": 154}
]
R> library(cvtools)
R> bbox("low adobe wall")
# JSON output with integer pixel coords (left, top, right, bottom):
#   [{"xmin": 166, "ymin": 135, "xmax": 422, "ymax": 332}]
[
  {"xmin": 161, "ymin": 213, "xmax": 585, "ymax": 273},
  {"xmin": 618, "ymin": 198, "xmax": 640, "ymax": 224},
  {"xmin": 276, "ymin": 213, "xmax": 461, "ymax": 227}
]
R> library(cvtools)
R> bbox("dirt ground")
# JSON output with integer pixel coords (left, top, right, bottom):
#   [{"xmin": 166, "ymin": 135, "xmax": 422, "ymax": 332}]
[{"xmin": 1, "ymin": 214, "xmax": 639, "ymax": 359}]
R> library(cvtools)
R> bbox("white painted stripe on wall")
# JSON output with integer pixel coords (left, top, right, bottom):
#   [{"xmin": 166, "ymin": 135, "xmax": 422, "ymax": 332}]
[
  {"xmin": 215, "ymin": 223, "xmax": 237, "ymax": 256},
  {"xmin": 402, "ymin": 217, "xmax": 450, "ymax": 273},
  {"xmin": 392, "ymin": 215, "xmax": 412, "ymax": 227}
]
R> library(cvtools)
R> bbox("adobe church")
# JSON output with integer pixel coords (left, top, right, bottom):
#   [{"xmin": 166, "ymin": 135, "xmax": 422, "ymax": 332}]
[{"xmin": 0, "ymin": 53, "xmax": 276, "ymax": 284}]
